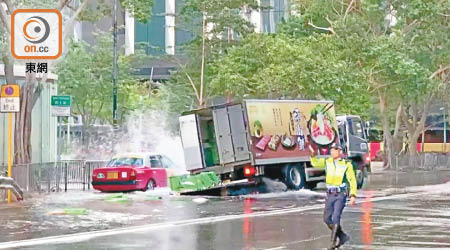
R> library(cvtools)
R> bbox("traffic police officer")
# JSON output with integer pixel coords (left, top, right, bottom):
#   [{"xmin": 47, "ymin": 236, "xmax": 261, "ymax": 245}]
[{"xmin": 309, "ymin": 142, "xmax": 357, "ymax": 249}]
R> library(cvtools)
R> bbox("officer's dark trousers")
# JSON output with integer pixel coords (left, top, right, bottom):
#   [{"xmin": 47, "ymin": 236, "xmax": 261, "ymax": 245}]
[{"xmin": 324, "ymin": 192, "xmax": 347, "ymax": 225}]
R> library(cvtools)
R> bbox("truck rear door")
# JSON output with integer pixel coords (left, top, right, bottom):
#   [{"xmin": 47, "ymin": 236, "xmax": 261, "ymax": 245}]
[
  {"xmin": 228, "ymin": 104, "xmax": 250, "ymax": 162},
  {"xmin": 179, "ymin": 114, "xmax": 204, "ymax": 171},
  {"xmin": 213, "ymin": 104, "xmax": 250, "ymax": 164},
  {"xmin": 213, "ymin": 107, "xmax": 235, "ymax": 164}
]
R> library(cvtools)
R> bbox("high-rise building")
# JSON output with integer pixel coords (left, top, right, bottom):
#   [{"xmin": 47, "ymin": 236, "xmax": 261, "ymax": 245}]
[{"xmin": 129, "ymin": 0, "xmax": 292, "ymax": 81}]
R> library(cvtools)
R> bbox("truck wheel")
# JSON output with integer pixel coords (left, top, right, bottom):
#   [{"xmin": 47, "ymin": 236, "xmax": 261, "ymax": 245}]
[
  {"xmin": 283, "ymin": 164, "xmax": 306, "ymax": 190},
  {"xmin": 356, "ymin": 168, "xmax": 366, "ymax": 189}
]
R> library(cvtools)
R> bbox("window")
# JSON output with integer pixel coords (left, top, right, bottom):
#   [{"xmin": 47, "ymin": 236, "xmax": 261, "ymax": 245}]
[
  {"xmin": 349, "ymin": 119, "xmax": 364, "ymax": 138},
  {"xmin": 160, "ymin": 156, "xmax": 175, "ymax": 169},
  {"xmin": 261, "ymin": 0, "xmax": 289, "ymax": 33},
  {"xmin": 338, "ymin": 124, "xmax": 347, "ymax": 142},
  {"xmin": 134, "ymin": 0, "xmax": 166, "ymax": 55},
  {"xmin": 107, "ymin": 157, "xmax": 143, "ymax": 167},
  {"xmin": 150, "ymin": 156, "xmax": 163, "ymax": 168}
]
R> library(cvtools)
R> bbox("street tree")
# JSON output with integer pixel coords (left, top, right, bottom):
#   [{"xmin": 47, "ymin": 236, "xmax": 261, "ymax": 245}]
[
  {"xmin": 350, "ymin": 0, "xmax": 449, "ymax": 166},
  {"xmin": 0, "ymin": 0, "xmax": 154, "ymax": 164},
  {"xmin": 173, "ymin": 0, "xmax": 257, "ymax": 105},
  {"xmin": 277, "ymin": 0, "xmax": 449, "ymax": 168},
  {"xmin": 56, "ymin": 35, "xmax": 154, "ymax": 146},
  {"xmin": 208, "ymin": 33, "xmax": 370, "ymax": 116},
  {"xmin": 159, "ymin": 0, "xmax": 258, "ymax": 131}
]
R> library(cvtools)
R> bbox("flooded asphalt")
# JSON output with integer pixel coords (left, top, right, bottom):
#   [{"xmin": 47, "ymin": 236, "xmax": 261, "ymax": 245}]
[{"xmin": 1, "ymin": 169, "xmax": 450, "ymax": 249}]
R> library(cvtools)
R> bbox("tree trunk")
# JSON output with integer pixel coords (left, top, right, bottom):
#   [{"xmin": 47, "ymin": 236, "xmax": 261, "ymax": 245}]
[
  {"xmin": 392, "ymin": 103, "xmax": 404, "ymax": 155},
  {"xmin": 378, "ymin": 89, "xmax": 394, "ymax": 169},
  {"xmin": 407, "ymin": 97, "xmax": 433, "ymax": 168},
  {"xmin": 14, "ymin": 73, "xmax": 37, "ymax": 164},
  {"xmin": 2, "ymin": 55, "xmax": 14, "ymax": 83},
  {"xmin": 1, "ymin": 0, "xmax": 90, "ymax": 165},
  {"xmin": 81, "ymin": 115, "xmax": 90, "ymax": 148},
  {"xmin": 199, "ymin": 13, "xmax": 207, "ymax": 107}
]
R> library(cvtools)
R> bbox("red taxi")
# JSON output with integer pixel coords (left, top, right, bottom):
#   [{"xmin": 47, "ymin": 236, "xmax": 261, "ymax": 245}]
[{"xmin": 92, "ymin": 153, "xmax": 181, "ymax": 192}]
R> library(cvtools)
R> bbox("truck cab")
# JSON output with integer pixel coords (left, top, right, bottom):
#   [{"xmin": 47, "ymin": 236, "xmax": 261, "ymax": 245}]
[{"xmin": 337, "ymin": 115, "xmax": 370, "ymax": 188}]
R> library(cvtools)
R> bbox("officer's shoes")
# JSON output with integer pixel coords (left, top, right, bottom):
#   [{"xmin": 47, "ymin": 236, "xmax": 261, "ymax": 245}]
[
  {"xmin": 336, "ymin": 226, "xmax": 350, "ymax": 248},
  {"xmin": 328, "ymin": 225, "xmax": 339, "ymax": 250}
]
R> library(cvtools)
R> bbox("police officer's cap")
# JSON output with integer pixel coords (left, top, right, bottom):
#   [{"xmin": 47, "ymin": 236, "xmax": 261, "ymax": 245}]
[{"xmin": 330, "ymin": 142, "xmax": 343, "ymax": 150}]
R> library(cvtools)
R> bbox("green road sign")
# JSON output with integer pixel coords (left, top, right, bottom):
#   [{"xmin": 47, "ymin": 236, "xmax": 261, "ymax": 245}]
[
  {"xmin": 51, "ymin": 96, "xmax": 71, "ymax": 117},
  {"xmin": 51, "ymin": 96, "xmax": 71, "ymax": 107}
]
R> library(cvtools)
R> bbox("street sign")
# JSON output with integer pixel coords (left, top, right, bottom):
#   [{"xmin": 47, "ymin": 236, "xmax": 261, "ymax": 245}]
[
  {"xmin": 0, "ymin": 84, "xmax": 19, "ymax": 202},
  {"xmin": 0, "ymin": 84, "xmax": 20, "ymax": 113},
  {"xmin": 51, "ymin": 95, "xmax": 71, "ymax": 116}
]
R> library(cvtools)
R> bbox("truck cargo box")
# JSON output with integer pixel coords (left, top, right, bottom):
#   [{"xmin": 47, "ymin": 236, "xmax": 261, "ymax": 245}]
[
  {"xmin": 245, "ymin": 100, "xmax": 337, "ymax": 165},
  {"xmin": 180, "ymin": 100, "xmax": 338, "ymax": 171}
]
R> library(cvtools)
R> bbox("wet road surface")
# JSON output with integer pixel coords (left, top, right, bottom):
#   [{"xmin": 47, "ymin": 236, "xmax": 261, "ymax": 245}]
[{"xmin": 1, "ymin": 170, "xmax": 450, "ymax": 249}]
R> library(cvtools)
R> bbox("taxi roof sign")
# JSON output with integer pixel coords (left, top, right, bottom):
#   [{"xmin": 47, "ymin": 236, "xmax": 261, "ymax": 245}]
[{"xmin": 1, "ymin": 84, "xmax": 20, "ymax": 97}]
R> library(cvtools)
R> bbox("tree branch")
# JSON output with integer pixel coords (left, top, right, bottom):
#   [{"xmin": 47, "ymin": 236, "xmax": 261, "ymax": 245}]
[
  {"xmin": 400, "ymin": 104, "xmax": 413, "ymax": 135},
  {"xmin": 31, "ymin": 82, "xmax": 43, "ymax": 108},
  {"xmin": 343, "ymin": 0, "xmax": 355, "ymax": 21},
  {"xmin": 62, "ymin": 0, "xmax": 91, "ymax": 42},
  {"xmin": 412, "ymin": 102, "xmax": 418, "ymax": 131},
  {"xmin": 403, "ymin": 19, "xmax": 420, "ymax": 35},
  {"xmin": 199, "ymin": 14, "xmax": 206, "ymax": 107},
  {"xmin": 330, "ymin": 0, "xmax": 341, "ymax": 16},
  {"xmin": 307, "ymin": 17, "xmax": 335, "ymax": 35},
  {"xmin": 173, "ymin": 58, "xmax": 201, "ymax": 103},
  {"xmin": 0, "ymin": 2, "xmax": 11, "ymax": 34},
  {"xmin": 369, "ymin": 83, "xmax": 389, "ymax": 93},
  {"xmin": 430, "ymin": 65, "xmax": 450, "ymax": 80},
  {"xmin": 2, "ymin": 0, "xmax": 14, "ymax": 14},
  {"xmin": 393, "ymin": 102, "xmax": 403, "ymax": 138},
  {"xmin": 414, "ymin": 92, "xmax": 435, "ymax": 138},
  {"xmin": 184, "ymin": 71, "xmax": 201, "ymax": 102},
  {"xmin": 58, "ymin": 0, "xmax": 71, "ymax": 10}
]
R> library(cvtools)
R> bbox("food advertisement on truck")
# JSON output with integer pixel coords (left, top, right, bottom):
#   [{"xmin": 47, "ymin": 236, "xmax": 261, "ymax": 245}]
[{"xmin": 245, "ymin": 100, "xmax": 337, "ymax": 161}]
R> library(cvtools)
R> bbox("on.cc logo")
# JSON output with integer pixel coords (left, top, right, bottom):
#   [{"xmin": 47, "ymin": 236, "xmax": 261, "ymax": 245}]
[
  {"xmin": 11, "ymin": 9, "xmax": 62, "ymax": 60},
  {"xmin": 23, "ymin": 16, "xmax": 50, "ymax": 44}
]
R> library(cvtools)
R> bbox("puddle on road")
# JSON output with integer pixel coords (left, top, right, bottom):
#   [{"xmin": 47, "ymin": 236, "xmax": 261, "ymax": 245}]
[
  {"xmin": 242, "ymin": 189, "xmax": 325, "ymax": 199},
  {"xmin": 2, "ymin": 173, "xmax": 450, "ymax": 246}
]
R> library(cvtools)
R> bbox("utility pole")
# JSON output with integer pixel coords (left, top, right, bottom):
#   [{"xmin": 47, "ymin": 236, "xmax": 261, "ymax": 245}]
[{"xmin": 113, "ymin": 0, "xmax": 118, "ymax": 127}]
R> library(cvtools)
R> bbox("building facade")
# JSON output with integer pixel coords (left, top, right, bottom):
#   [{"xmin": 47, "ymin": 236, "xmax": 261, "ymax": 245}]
[{"xmin": 130, "ymin": 0, "xmax": 292, "ymax": 80}]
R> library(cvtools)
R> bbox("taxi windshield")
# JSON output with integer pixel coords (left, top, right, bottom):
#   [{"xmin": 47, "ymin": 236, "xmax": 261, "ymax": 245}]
[{"xmin": 107, "ymin": 157, "xmax": 144, "ymax": 167}]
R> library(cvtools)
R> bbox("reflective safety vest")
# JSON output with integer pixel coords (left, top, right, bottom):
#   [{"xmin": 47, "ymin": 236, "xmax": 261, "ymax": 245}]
[{"xmin": 310, "ymin": 156, "xmax": 357, "ymax": 197}]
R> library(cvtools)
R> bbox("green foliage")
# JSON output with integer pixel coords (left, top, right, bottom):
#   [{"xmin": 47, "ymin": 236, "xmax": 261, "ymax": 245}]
[
  {"xmin": 120, "ymin": 0, "xmax": 154, "ymax": 23},
  {"xmin": 180, "ymin": 0, "xmax": 257, "ymax": 38},
  {"xmin": 78, "ymin": 0, "xmax": 112, "ymax": 22},
  {"xmin": 208, "ymin": 33, "xmax": 371, "ymax": 116},
  {"xmin": 77, "ymin": 0, "xmax": 153, "ymax": 23},
  {"xmin": 161, "ymin": 0, "xmax": 448, "ymax": 132},
  {"xmin": 56, "ymin": 34, "xmax": 154, "ymax": 127},
  {"xmin": 160, "ymin": 0, "xmax": 259, "ymax": 130}
]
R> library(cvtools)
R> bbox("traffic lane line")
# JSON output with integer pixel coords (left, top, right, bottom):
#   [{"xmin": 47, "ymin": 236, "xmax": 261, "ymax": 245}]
[{"xmin": 0, "ymin": 190, "xmax": 446, "ymax": 249}]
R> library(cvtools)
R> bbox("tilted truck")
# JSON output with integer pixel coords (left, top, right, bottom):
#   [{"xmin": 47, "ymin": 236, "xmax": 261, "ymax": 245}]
[{"xmin": 179, "ymin": 99, "xmax": 370, "ymax": 191}]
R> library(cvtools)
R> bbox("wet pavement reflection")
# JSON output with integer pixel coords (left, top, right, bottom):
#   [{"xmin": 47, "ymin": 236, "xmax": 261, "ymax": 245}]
[{"xmin": 1, "ymin": 170, "xmax": 450, "ymax": 249}]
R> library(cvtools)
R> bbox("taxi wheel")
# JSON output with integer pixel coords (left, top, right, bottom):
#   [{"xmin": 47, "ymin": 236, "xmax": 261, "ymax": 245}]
[{"xmin": 146, "ymin": 179, "xmax": 156, "ymax": 191}]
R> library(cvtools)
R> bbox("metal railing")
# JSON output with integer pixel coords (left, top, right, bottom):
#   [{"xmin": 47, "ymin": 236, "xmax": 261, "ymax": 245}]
[{"xmin": 0, "ymin": 160, "xmax": 108, "ymax": 194}]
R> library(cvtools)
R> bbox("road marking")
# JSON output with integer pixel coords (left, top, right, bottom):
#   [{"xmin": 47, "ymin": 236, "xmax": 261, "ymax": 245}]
[
  {"xmin": 0, "ymin": 190, "xmax": 444, "ymax": 249},
  {"xmin": 388, "ymin": 241, "xmax": 450, "ymax": 247}
]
